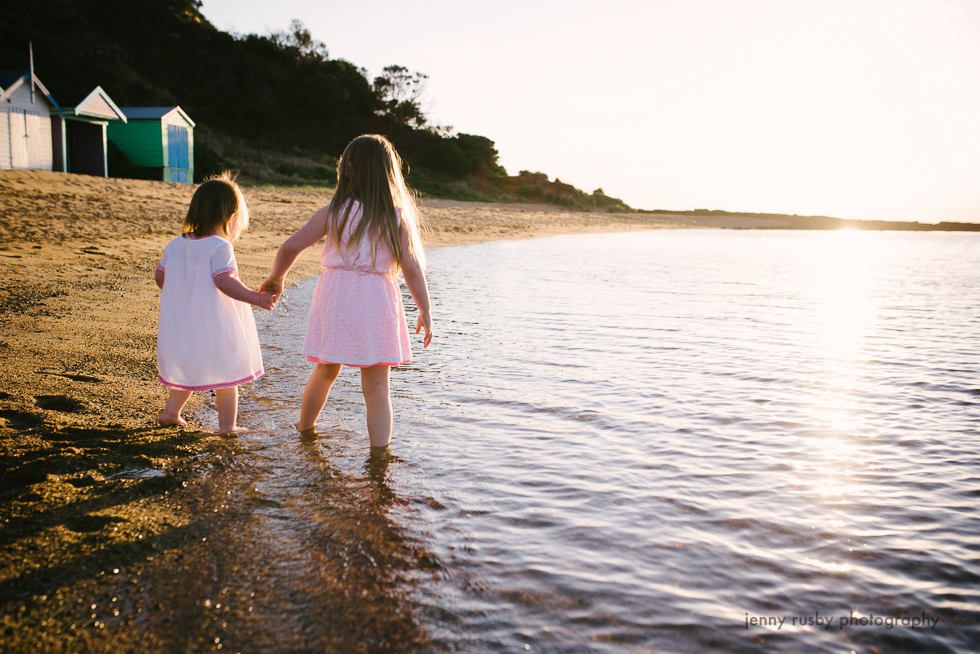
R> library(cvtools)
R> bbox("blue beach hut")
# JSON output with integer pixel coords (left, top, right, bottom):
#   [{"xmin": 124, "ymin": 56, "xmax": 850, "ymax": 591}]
[{"xmin": 107, "ymin": 106, "xmax": 195, "ymax": 184}]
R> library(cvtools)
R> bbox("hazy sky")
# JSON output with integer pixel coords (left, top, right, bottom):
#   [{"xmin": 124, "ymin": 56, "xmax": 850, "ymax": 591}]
[{"xmin": 200, "ymin": 0, "xmax": 980, "ymax": 223}]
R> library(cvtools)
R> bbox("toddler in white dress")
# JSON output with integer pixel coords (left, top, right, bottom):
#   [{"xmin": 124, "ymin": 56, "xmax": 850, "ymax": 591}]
[{"xmin": 155, "ymin": 173, "xmax": 276, "ymax": 433}]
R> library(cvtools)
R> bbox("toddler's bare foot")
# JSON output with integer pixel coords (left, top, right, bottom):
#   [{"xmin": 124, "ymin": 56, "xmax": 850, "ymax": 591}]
[
  {"xmin": 157, "ymin": 413, "xmax": 187, "ymax": 427},
  {"xmin": 218, "ymin": 426, "xmax": 247, "ymax": 435}
]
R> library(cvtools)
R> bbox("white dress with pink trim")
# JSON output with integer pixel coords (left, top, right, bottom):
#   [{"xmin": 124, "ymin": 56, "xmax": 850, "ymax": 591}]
[
  {"xmin": 156, "ymin": 234, "xmax": 263, "ymax": 391},
  {"xmin": 303, "ymin": 201, "xmax": 412, "ymax": 368}
]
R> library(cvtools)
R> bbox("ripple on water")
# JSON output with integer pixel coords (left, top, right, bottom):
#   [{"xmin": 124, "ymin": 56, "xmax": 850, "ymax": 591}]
[{"xmin": 246, "ymin": 230, "xmax": 980, "ymax": 653}]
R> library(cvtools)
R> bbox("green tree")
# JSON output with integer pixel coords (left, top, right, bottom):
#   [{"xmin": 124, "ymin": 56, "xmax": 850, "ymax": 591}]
[
  {"xmin": 271, "ymin": 19, "xmax": 329, "ymax": 62},
  {"xmin": 373, "ymin": 65, "xmax": 428, "ymax": 128},
  {"xmin": 456, "ymin": 134, "xmax": 505, "ymax": 175}
]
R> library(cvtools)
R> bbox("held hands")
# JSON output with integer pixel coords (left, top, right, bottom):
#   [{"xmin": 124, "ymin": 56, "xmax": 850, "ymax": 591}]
[
  {"xmin": 416, "ymin": 311, "xmax": 432, "ymax": 348},
  {"xmin": 256, "ymin": 290, "xmax": 277, "ymax": 311},
  {"xmin": 258, "ymin": 277, "xmax": 283, "ymax": 311},
  {"xmin": 260, "ymin": 277, "xmax": 283, "ymax": 297}
]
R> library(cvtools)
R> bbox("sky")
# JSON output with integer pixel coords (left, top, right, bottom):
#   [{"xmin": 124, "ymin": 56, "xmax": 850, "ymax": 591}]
[{"xmin": 200, "ymin": 0, "xmax": 980, "ymax": 223}]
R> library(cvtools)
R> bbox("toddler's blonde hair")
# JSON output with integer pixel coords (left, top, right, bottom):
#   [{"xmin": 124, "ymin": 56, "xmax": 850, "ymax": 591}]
[{"xmin": 183, "ymin": 171, "xmax": 249, "ymax": 241}]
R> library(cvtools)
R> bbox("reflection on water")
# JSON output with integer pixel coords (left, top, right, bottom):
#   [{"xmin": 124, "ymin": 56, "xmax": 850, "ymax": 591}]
[
  {"xmin": 812, "ymin": 230, "xmax": 875, "ymax": 359},
  {"xmin": 244, "ymin": 229, "xmax": 980, "ymax": 653}
]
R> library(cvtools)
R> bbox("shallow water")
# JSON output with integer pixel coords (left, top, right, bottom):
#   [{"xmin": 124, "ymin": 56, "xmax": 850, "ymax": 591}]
[{"xmin": 244, "ymin": 229, "xmax": 980, "ymax": 652}]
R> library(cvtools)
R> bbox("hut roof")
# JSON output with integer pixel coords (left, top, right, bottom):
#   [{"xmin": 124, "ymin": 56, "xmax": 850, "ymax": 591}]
[
  {"xmin": 0, "ymin": 71, "xmax": 27, "ymax": 89},
  {"xmin": 121, "ymin": 106, "xmax": 195, "ymax": 127},
  {"xmin": 0, "ymin": 70, "xmax": 61, "ymax": 110},
  {"xmin": 59, "ymin": 86, "xmax": 127, "ymax": 122}
]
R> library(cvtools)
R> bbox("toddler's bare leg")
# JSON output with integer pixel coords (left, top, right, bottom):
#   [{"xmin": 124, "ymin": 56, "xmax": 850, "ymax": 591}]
[
  {"xmin": 158, "ymin": 390, "xmax": 191, "ymax": 426},
  {"xmin": 299, "ymin": 363, "xmax": 342, "ymax": 431},
  {"xmin": 215, "ymin": 386, "xmax": 246, "ymax": 434},
  {"xmin": 361, "ymin": 365, "xmax": 392, "ymax": 447}
]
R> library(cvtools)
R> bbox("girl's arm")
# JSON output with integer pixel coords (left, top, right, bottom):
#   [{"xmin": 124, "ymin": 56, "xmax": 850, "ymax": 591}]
[
  {"xmin": 155, "ymin": 268, "xmax": 165, "ymax": 290},
  {"xmin": 260, "ymin": 207, "xmax": 330, "ymax": 297},
  {"xmin": 399, "ymin": 221, "xmax": 433, "ymax": 348},
  {"xmin": 214, "ymin": 273, "xmax": 276, "ymax": 310}
]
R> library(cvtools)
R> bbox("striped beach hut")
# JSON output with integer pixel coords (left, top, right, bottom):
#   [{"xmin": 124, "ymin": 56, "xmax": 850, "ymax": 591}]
[
  {"xmin": 0, "ymin": 69, "xmax": 60, "ymax": 171},
  {"xmin": 53, "ymin": 86, "xmax": 127, "ymax": 177},
  {"xmin": 107, "ymin": 107, "xmax": 195, "ymax": 184}
]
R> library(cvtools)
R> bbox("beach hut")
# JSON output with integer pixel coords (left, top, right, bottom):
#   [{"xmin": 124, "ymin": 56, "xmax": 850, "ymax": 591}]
[
  {"xmin": 107, "ymin": 107, "xmax": 195, "ymax": 183},
  {"xmin": 53, "ymin": 86, "xmax": 127, "ymax": 177},
  {"xmin": 0, "ymin": 70, "xmax": 60, "ymax": 171}
]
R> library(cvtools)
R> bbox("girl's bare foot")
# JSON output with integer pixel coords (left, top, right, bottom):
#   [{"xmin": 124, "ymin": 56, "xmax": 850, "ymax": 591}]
[
  {"xmin": 218, "ymin": 426, "xmax": 247, "ymax": 434},
  {"xmin": 296, "ymin": 425, "xmax": 319, "ymax": 443},
  {"xmin": 158, "ymin": 413, "xmax": 187, "ymax": 427}
]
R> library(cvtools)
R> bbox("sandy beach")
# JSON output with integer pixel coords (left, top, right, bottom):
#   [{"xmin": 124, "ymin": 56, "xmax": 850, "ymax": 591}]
[
  {"xmin": 0, "ymin": 170, "xmax": 692, "ymax": 650},
  {"xmin": 0, "ymin": 171, "xmax": 690, "ymax": 431}
]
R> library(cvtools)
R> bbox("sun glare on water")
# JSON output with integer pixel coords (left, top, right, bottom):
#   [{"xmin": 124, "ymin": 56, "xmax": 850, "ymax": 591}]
[
  {"xmin": 812, "ymin": 230, "xmax": 876, "ymax": 362},
  {"xmin": 799, "ymin": 231, "xmax": 882, "ymax": 502}
]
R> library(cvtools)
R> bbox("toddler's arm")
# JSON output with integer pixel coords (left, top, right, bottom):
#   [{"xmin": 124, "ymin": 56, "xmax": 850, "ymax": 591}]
[
  {"xmin": 399, "ymin": 221, "xmax": 433, "ymax": 348},
  {"xmin": 155, "ymin": 268, "xmax": 165, "ymax": 290},
  {"xmin": 261, "ymin": 207, "xmax": 329, "ymax": 296},
  {"xmin": 214, "ymin": 272, "xmax": 276, "ymax": 310}
]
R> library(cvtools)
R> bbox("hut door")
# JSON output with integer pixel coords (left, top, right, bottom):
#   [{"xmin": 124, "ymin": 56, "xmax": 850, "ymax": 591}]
[
  {"xmin": 10, "ymin": 109, "xmax": 28, "ymax": 169},
  {"xmin": 167, "ymin": 125, "xmax": 189, "ymax": 183},
  {"xmin": 25, "ymin": 113, "xmax": 47, "ymax": 169},
  {"xmin": 9, "ymin": 109, "xmax": 47, "ymax": 170}
]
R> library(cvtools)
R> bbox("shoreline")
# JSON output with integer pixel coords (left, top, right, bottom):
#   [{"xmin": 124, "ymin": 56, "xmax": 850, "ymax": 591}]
[
  {"xmin": 1, "ymin": 170, "xmax": 976, "ymax": 649},
  {"xmin": 0, "ymin": 170, "xmax": 694, "ymax": 431},
  {"xmin": 0, "ymin": 170, "xmax": 693, "ymax": 649}
]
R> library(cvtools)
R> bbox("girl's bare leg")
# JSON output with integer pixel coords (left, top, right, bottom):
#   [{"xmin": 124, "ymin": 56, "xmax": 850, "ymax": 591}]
[
  {"xmin": 215, "ymin": 386, "xmax": 246, "ymax": 434},
  {"xmin": 158, "ymin": 390, "xmax": 191, "ymax": 426},
  {"xmin": 361, "ymin": 365, "xmax": 392, "ymax": 447},
  {"xmin": 299, "ymin": 363, "xmax": 342, "ymax": 431}
]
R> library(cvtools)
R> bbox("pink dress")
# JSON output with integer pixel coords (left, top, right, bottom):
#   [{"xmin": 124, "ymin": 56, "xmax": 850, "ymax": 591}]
[{"xmin": 303, "ymin": 201, "xmax": 412, "ymax": 367}]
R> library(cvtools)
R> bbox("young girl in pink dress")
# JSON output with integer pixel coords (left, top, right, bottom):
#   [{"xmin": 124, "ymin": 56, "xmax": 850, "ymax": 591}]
[
  {"xmin": 261, "ymin": 135, "xmax": 432, "ymax": 447},
  {"xmin": 156, "ymin": 173, "xmax": 276, "ymax": 433}
]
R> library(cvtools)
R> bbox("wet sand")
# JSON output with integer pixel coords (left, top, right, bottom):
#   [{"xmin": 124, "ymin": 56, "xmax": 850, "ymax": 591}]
[{"xmin": 0, "ymin": 170, "xmax": 691, "ymax": 651}]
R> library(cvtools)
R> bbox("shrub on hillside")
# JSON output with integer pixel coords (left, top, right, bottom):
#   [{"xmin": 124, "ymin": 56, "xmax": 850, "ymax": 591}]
[
  {"xmin": 423, "ymin": 139, "xmax": 472, "ymax": 176},
  {"xmin": 194, "ymin": 141, "xmax": 226, "ymax": 182}
]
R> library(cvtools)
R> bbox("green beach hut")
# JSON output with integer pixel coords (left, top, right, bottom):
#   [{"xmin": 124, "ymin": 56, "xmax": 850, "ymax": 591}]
[{"xmin": 107, "ymin": 106, "xmax": 195, "ymax": 184}]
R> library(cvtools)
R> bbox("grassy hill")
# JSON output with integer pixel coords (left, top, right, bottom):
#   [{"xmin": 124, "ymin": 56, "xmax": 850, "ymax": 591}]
[{"xmin": 0, "ymin": 0, "xmax": 634, "ymax": 211}]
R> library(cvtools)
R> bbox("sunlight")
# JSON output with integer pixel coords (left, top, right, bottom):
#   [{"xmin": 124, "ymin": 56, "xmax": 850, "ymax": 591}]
[
  {"xmin": 796, "ymin": 231, "xmax": 884, "ymax": 511},
  {"xmin": 804, "ymin": 557, "xmax": 853, "ymax": 573},
  {"xmin": 812, "ymin": 230, "xmax": 875, "ymax": 361}
]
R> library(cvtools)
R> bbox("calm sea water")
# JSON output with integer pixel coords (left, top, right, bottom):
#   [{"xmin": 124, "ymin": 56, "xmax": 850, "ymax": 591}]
[{"xmin": 244, "ymin": 229, "xmax": 980, "ymax": 653}]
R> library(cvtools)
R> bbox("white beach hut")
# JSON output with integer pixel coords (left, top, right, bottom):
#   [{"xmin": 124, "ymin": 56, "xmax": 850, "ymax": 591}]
[
  {"xmin": 53, "ymin": 86, "xmax": 127, "ymax": 177},
  {"xmin": 0, "ymin": 70, "xmax": 60, "ymax": 171}
]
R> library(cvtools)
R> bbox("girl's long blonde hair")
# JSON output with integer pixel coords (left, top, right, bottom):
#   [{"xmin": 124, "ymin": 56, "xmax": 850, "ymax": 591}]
[{"xmin": 326, "ymin": 135, "xmax": 426, "ymax": 273}]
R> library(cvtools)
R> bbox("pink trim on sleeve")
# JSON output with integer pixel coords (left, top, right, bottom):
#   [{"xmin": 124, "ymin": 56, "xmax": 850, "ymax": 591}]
[
  {"xmin": 156, "ymin": 264, "xmax": 165, "ymax": 272},
  {"xmin": 212, "ymin": 268, "xmax": 238, "ymax": 279}
]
